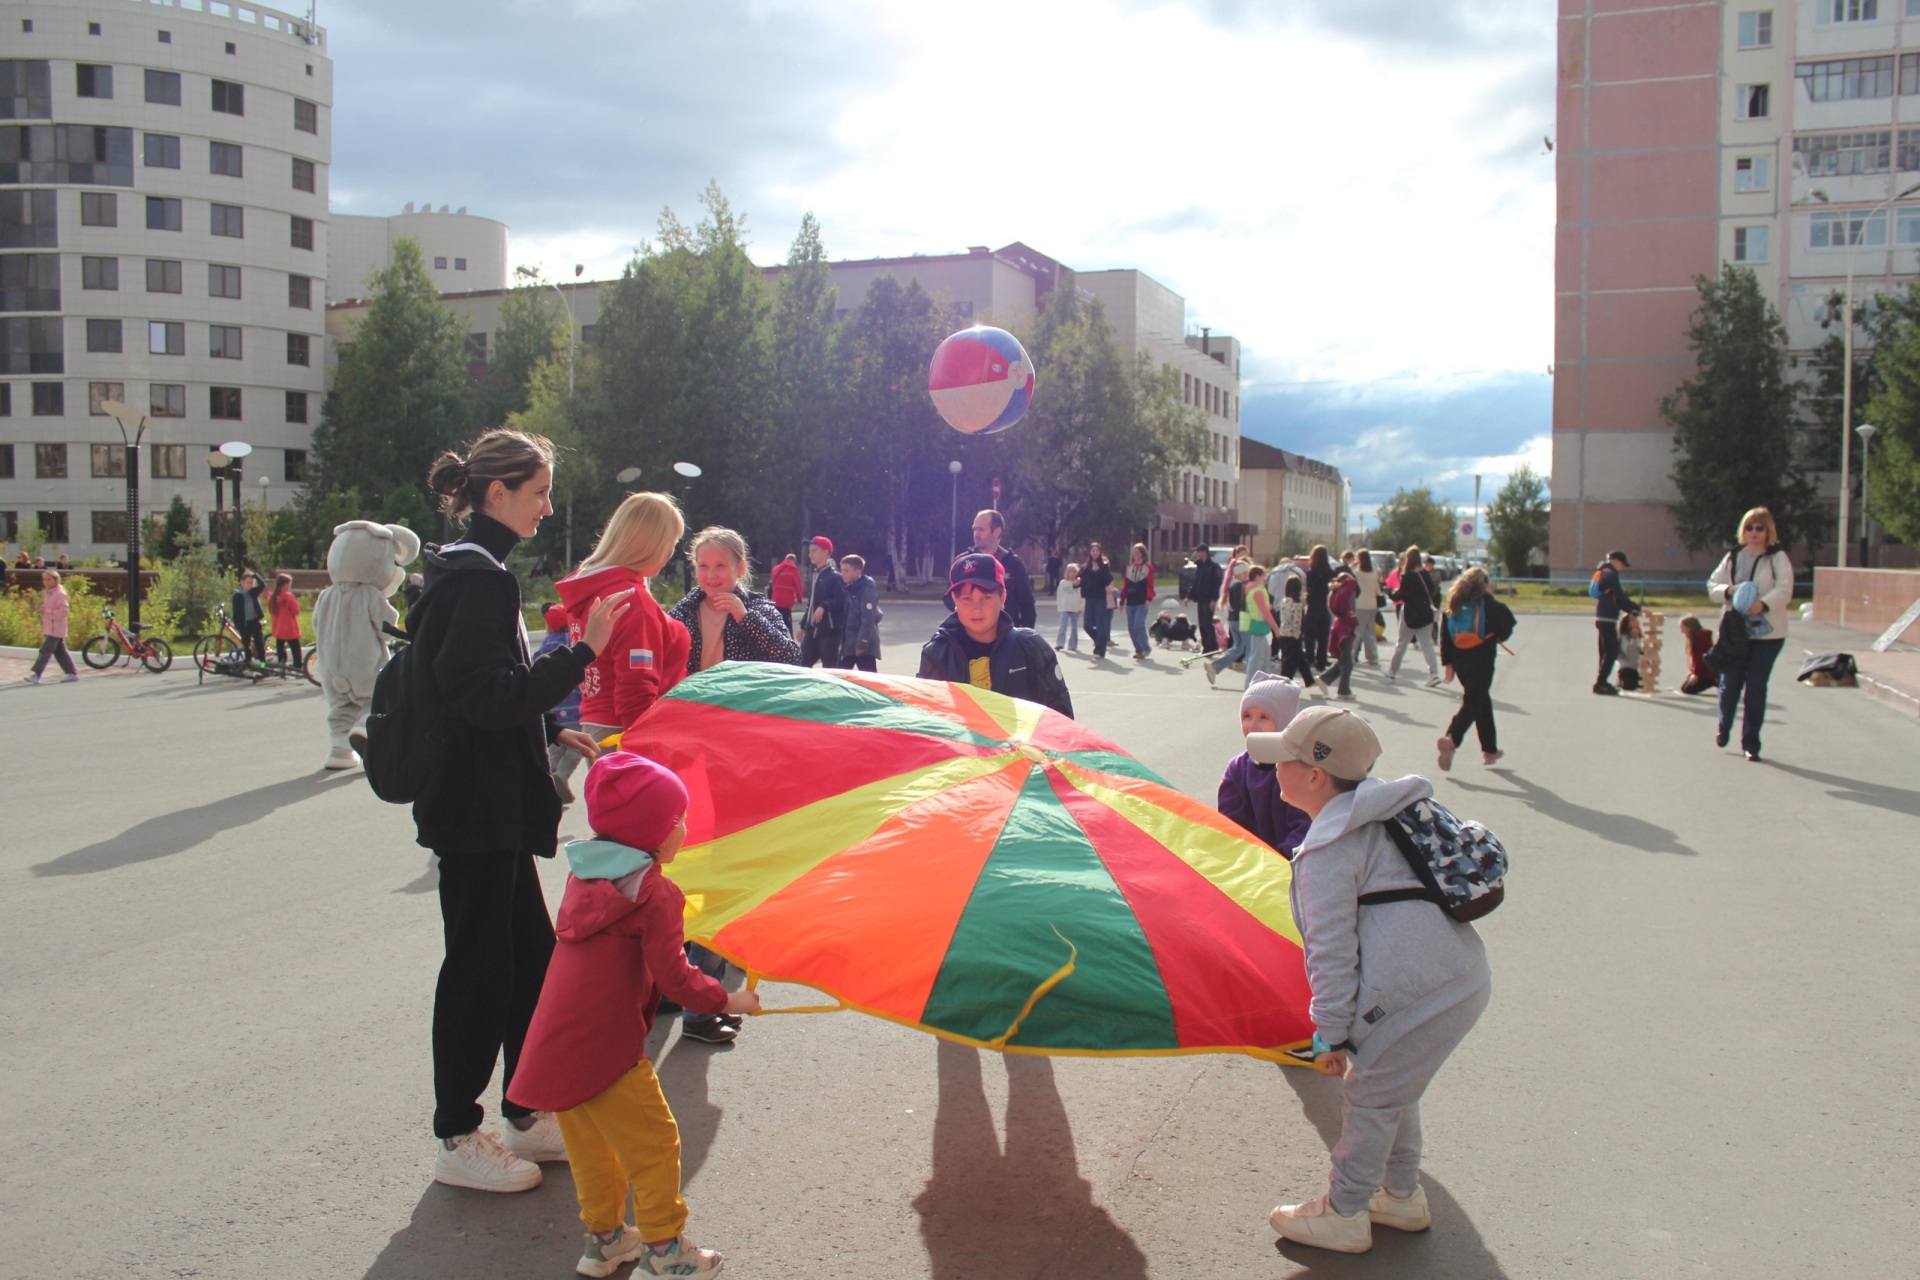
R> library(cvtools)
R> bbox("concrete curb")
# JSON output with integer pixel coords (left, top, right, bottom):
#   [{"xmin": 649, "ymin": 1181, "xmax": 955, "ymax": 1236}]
[{"xmin": 1859, "ymin": 671, "xmax": 1920, "ymax": 721}]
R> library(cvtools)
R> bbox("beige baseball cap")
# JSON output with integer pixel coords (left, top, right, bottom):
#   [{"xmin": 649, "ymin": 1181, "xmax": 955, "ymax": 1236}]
[{"xmin": 1246, "ymin": 705, "xmax": 1382, "ymax": 782}]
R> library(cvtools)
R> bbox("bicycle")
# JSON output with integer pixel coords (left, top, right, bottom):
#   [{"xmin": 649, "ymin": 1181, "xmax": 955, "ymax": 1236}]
[
  {"xmin": 195, "ymin": 607, "xmax": 319, "ymax": 686},
  {"xmin": 80, "ymin": 608, "xmax": 175, "ymax": 673}
]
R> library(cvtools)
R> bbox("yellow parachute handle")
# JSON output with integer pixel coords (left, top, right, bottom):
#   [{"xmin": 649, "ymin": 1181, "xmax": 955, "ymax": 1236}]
[
  {"xmin": 597, "ymin": 731, "xmax": 623, "ymax": 750},
  {"xmin": 985, "ymin": 927, "xmax": 1078, "ymax": 1050},
  {"xmin": 742, "ymin": 970, "xmax": 849, "ymax": 1017}
]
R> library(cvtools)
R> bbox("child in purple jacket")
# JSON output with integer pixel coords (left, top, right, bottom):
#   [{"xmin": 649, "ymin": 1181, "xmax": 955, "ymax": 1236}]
[{"xmin": 1217, "ymin": 672, "xmax": 1312, "ymax": 858}]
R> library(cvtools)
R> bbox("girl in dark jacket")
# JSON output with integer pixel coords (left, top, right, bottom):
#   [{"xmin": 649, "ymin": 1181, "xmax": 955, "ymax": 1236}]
[
  {"xmin": 669, "ymin": 526, "xmax": 803, "ymax": 674},
  {"xmin": 1436, "ymin": 567, "xmax": 1517, "ymax": 770},
  {"xmin": 1386, "ymin": 545, "xmax": 1442, "ymax": 686},
  {"xmin": 408, "ymin": 429, "xmax": 634, "ymax": 1194},
  {"xmin": 1303, "ymin": 545, "xmax": 1334, "ymax": 670}
]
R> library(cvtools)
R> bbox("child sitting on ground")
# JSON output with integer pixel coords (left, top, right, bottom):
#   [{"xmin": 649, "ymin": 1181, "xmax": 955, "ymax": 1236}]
[
  {"xmin": 1678, "ymin": 614, "xmax": 1715, "ymax": 695},
  {"xmin": 1616, "ymin": 613, "xmax": 1643, "ymax": 691},
  {"xmin": 1216, "ymin": 672, "xmax": 1312, "ymax": 858},
  {"xmin": 1249, "ymin": 707, "xmax": 1492, "ymax": 1255},
  {"xmin": 507, "ymin": 752, "xmax": 759, "ymax": 1278},
  {"xmin": 1150, "ymin": 609, "xmax": 1199, "ymax": 650}
]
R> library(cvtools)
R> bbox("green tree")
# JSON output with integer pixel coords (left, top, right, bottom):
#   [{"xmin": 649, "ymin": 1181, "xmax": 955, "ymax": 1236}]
[
  {"xmin": 475, "ymin": 281, "xmax": 566, "ymax": 428},
  {"xmin": 1485, "ymin": 463, "xmax": 1550, "ymax": 575},
  {"xmin": 1280, "ymin": 526, "xmax": 1317, "ymax": 558},
  {"xmin": 310, "ymin": 238, "xmax": 473, "ymax": 528},
  {"xmin": 1858, "ymin": 280, "xmax": 1920, "ymax": 545},
  {"xmin": 838, "ymin": 275, "xmax": 953, "ymax": 569},
  {"xmin": 771, "ymin": 213, "xmax": 845, "ymax": 551},
  {"xmin": 1662, "ymin": 264, "xmax": 1815, "ymax": 552},
  {"xmin": 1372, "ymin": 486, "xmax": 1457, "ymax": 554},
  {"xmin": 506, "ymin": 355, "xmax": 587, "ymax": 566},
  {"xmin": 158, "ymin": 493, "xmax": 197, "ymax": 561}
]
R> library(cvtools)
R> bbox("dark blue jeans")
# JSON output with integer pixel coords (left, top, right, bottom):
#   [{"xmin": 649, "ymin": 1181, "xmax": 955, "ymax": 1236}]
[
  {"xmin": 1084, "ymin": 598, "xmax": 1111, "ymax": 657},
  {"xmin": 683, "ymin": 942, "xmax": 731, "ymax": 1027},
  {"xmin": 1717, "ymin": 637, "xmax": 1783, "ymax": 753}
]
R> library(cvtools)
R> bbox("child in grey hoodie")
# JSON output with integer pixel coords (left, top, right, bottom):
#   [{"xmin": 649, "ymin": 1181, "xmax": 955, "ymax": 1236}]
[{"xmin": 1248, "ymin": 706, "xmax": 1491, "ymax": 1255}]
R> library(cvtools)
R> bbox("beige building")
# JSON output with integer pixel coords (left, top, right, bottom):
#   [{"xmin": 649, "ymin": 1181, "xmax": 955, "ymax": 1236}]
[
  {"xmin": 0, "ymin": 0, "xmax": 331, "ymax": 558},
  {"xmin": 1237, "ymin": 437, "xmax": 1345, "ymax": 565},
  {"xmin": 329, "ymin": 205, "xmax": 508, "ymax": 302}
]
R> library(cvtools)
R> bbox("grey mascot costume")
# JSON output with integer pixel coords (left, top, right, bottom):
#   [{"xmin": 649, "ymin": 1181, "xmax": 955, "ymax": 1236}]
[{"xmin": 313, "ymin": 520, "xmax": 421, "ymax": 770}]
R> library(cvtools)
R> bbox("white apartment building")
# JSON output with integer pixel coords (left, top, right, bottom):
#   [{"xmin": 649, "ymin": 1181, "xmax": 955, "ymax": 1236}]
[
  {"xmin": 0, "ymin": 0, "xmax": 330, "ymax": 559},
  {"xmin": 329, "ymin": 205, "xmax": 509, "ymax": 302}
]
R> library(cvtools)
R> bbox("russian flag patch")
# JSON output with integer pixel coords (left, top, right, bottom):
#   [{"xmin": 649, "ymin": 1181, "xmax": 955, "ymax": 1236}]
[{"xmin": 629, "ymin": 648, "xmax": 654, "ymax": 668}]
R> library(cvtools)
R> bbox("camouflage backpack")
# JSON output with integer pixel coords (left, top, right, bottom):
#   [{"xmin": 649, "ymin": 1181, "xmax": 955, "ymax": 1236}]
[{"xmin": 1359, "ymin": 797, "xmax": 1507, "ymax": 922}]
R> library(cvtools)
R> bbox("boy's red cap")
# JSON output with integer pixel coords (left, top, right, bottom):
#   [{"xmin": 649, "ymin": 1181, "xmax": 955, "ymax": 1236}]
[
  {"xmin": 811, "ymin": 535, "xmax": 833, "ymax": 554},
  {"xmin": 543, "ymin": 604, "xmax": 569, "ymax": 632},
  {"xmin": 583, "ymin": 752, "xmax": 688, "ymax": 852}
]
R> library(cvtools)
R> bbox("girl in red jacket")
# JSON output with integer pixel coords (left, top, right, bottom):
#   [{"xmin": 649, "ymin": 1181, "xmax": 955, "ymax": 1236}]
[
  {"xmin": 508, "ymin": 752, "xmax": 757, "ymax": 1278},
  {"xmin": 556, "ymin": 493, "xmax": 692, "ymax": 747},
  {"xmin": 267, "ymin": 573, "xmax": 304, "ymax": 666}
]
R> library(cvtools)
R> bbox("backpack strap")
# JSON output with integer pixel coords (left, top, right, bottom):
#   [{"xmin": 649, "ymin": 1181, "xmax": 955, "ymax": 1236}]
[{"xmin": 1357, "ymin": 811, "xmax": 1446, "ymax": 908}]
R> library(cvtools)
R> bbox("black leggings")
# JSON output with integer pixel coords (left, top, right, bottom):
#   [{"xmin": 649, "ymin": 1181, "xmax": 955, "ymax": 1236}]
[
  {"xmin": 431, "ymin": 850, "xmax": 555, "ymax": 1138},
  {"xmin": 1277, "ymin": 635, "xmax": 1316, "ymax": 685},
  {"xmin": 275, "ymin": 637, "xmax": 303, "ymax": 665},
  {"xmin": 238, "ymin": 618, "xmax": 266, "ymax": 662},
  {"xmin": 1447, "ymin": 660, "xmax": 1498, "ymax": 753}
]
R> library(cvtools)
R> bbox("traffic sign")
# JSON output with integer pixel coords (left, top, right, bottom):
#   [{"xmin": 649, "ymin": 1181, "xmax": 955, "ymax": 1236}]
[{"xmin": 992, "ymin": 477, "xmax": 1001, "ymax": 505}]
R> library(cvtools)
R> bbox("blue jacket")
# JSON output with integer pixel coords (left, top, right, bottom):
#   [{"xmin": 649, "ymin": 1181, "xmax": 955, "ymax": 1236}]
[
  {"xmin": 534, "ymin": 629, "xmax": 582, "ymax": 725},
  {"xmin": 841, "ymin": 574, "xmax": 882, "ymax": 660},
  {"xmin": 1592, "ymin": 564, "xmax": 1640, "ymax": 622}
]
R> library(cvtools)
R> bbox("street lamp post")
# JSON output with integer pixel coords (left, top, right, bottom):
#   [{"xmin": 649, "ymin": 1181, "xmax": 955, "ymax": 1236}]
[
  {"xmin": 99, "ymin": 400, "xmax": 148, "ymax": 628},
  {"xmin": 221, "ymin": 440, "xmax": 253, "ymax": 568},
  {"xmin": 948, "ymin": 460, "xmax": 963, "ymax": 563},
  {"xmin": 1809, "ymin": 179, "xmax": 1920, "ymax": 566},
  {"xmin": 1857, "ymin": 422, "xmax": 1877, "ymax": 567}
]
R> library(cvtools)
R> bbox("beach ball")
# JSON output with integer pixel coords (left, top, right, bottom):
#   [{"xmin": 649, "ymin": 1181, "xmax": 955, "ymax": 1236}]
[{"xmin": 928, "ymin": 325, "xmax": 1034, "ymax": 435}]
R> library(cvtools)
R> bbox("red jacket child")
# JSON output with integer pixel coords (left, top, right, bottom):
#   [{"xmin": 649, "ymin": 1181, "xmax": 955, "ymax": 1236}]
[
  {"xmin": 555, "ymin": 565, "xmax": 691, "ymax": 730},
  {"xmin": 268, "ymin": 585, "xmax": 303, "ymax": 642},
  {"xmin": 768, "ymin": 558, "xmax": 802, "ymax": 612}
]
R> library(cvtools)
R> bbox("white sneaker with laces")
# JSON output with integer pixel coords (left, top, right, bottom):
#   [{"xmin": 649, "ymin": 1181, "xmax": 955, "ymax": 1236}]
[
  {"xmin": 636, "ymin": 1233, "xmax": 725, "ymax": 1276},
  {"xmin": 1369, "ymin": 1183, "xmax": 1432, "ymax": 1232},
  {"xmin": 433, "ymin": 1130, "xmax": 542, "ymax": 1192},
  {"xmin": 1270, "ymin": 1193, "xmax": 1372, "ymax": 1253},
  {"xmin": 500, "ymin": 1111, "xmax": 569, "ymax": 1163},
  {"xmin": 577, "ymin": 1225, "xmax": 647, "ymax": 1277}
]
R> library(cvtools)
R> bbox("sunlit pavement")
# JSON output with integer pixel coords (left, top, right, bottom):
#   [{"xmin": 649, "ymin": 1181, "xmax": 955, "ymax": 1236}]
[{"xmin": 4, "ymin": 604, "xmax": 1914, "ymax": 1279}]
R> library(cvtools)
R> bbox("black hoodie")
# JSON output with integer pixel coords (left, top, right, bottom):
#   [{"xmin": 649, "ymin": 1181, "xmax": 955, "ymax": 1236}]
[{"xmin": 917, "ymin": 612, "xmax": 1073, "ymax": 719}]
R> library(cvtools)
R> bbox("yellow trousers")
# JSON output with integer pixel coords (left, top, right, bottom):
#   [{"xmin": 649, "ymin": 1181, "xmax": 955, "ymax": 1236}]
[{"xmin": 555, "ymin": 1059, "xmax": 687, "ymax": 1241}]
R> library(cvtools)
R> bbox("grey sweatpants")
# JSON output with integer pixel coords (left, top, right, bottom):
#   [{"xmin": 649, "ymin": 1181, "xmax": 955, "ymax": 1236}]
[{"xmin": 1327, "ymin": 980, "xmax": 1490, "ymax": 1216}]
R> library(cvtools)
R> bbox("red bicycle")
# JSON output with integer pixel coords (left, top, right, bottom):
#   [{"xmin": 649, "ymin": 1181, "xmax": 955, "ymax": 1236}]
[{"xmin": 81, "ymin": 607, "xmax": 175, "ymax": 673}]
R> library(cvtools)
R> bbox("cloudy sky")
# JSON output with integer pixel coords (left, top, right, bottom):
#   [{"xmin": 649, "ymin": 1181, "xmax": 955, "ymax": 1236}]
[{"xmin": 323, "ymin": 0, "xmax": 1557, "ymax": 529}]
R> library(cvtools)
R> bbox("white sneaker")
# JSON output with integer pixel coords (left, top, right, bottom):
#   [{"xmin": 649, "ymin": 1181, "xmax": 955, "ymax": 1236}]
[
  {"xmin": 324, "ymin": 746, "xmax": 356, "ymax": 770},
  {"xmin": 500, "ymin": 1111, "xmax": 569, "ymax": 1163},
  {"xmin": 1436, "ymin": 736, "xmax": 1455, "ymax": 772},
  {"xmin": 578, "ymin": 1225, "xmax": 648, "ymax": 1277},
  {"xmin": 61, "ymin": 673, "xmax": 79, "ymax": 682},
  {"xmin": 1369, "ymin": 1184, "xmax": 1432, "ymax": 1232},
  {"xmin": 1270, "ymin": 1193, "xmax": 1372, "ymax": 1253},
  {"xmin": 23, "ymin": 674, "xmax": 40, "ymax": 684},
  {"xmin": 432, "ymin": 1130, "xmax": 541, "ymax": 1192},
  {"xmin": 1423, "ymin": 674, "xmax": 1444, "ymax": 688},
  {"xmin": 635, "ymin": 1233, "xmax": 724, "ymax": 1276}
]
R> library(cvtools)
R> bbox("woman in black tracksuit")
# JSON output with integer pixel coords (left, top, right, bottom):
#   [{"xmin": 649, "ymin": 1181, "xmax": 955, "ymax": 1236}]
[
  {"xmin": 1436, "ymin": 566, "xmax": 1516, "ymax": 771},
  {"xmin": 406, "ymin": 429, "xmax": 632, "ymax": 1192},
  {"xmin": 1303, "ymin": 544, "xmax": 1334, "ymax": 669}
]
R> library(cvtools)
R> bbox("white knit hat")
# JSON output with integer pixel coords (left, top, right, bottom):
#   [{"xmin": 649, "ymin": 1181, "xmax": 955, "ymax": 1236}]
[{"xmin": 1239, "ymin": 672, "xmax": 1303, "ymax": 731}]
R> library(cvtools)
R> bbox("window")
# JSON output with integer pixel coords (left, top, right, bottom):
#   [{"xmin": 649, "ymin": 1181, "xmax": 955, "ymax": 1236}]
[
  {"xmin": 211, "ymin": 79, "xmax": 244, "ymax": 116},
  {"xmin": 35, "ymin": 442, "xmax": 67, "ymax": 476},
  {"xmin": 209, "ymin": 325, "xmax": 242, "ymax": 359},
  {"xmin": 286, "ymin": 332, "xmax": 309, "ymax": 365},
  {"xmin": 88, "ymin": 22, "xmax": 101, "ymax": 36},
  {"xmin": 454, "ymin": 257, "xmax": 467, "ymax": 271},
  {"xmin": 1737, "ymin": 83, "xmax": 1772, "ymax": 118},
  {"xmin": 288, "ymin": 274, "xmax": 311, "ymax": 308},
  {"xmin": 465, "ymin": 332, "xmax": 487, "ymax": 360},
  {"xmin": 146, "ymin": 258, "xmax": 181, "ymax": 293},
  {"xmin": 81, "ymin": 192, "xmax": 117, "ymax": 227},
  {"xmin": 144, "ymin": 68, "xmax": 180, "ymax": 105},
  {"xmin": 1811, "ymin": 208, "xmax": 1888, "ymax": 248},
  {"xmin": 0, "ymin": 253, "xmax": 59, "ymax": 310},
  {"xmin": 75, "ymin": 64, "xmax": 112, "ymax": 100},
  {"xmin": 284, "ymin": 449, "xmax": 307, "ymax": 482},
  {"xmin": 146, "ymin": 196, "xmax": 181, "ymax": 231},
  {"xmin": 36, "ymin": 511, "xmax": 67, "ymax": 542},
  {"xmin": 158, "ymin": 30, "xmax": 171, "ymax": 44},
  {"xmin": 0, "ymin": 317, "xmax": 62, "ymax": 374},
  {"xmin": 143, "ymin": 132, "xmax": 179, "ymax": 168},
  {"xmin": 151, "ymin": 443, "xmax": 186, "ymax": 478},
  {"xmin": 291, "ymin": 157, "xmax": 314, "ymax": 192},
  {"xmin": 150, "ymin": 382, "xmax": 184, "ymax": 417},
  {"xmin": 210, "ymin": 203, "xmax": 243, "ymax": 238},
  {"xmin": 31, "ymin": 382, "xmax": 62, "ymax": 416},
  {"xmin": 290, "ymin": 216, "xmax": 313, "ymax": 250},
  {"xmin": 1738, "ymin": 10, "xmax": 1773, "ymax": 47},
  {"xmin": 1734, "ymin": 226, "xmax": 1770, "ymax": 262},
  {"xmin": 1796, "ymin": 58, "xmax": 1893, "ymax": 101},
  {"xmin": 148, "ymin": 320, "xmax": 183, "ymax": 355},
  {"xmin": 1894, "ymin": 207, "xmax": 1920, "ymax": 244},
  {"xmin": 209, "ymin": 385, "xmax": 241, "ymax": 419},
  {"xmin": 1, "ymin": 58, "xmax": 53, "ymax": 118},
  {"xmin": 1818, "ymin": 0, "xmax": 1880, "ymax": 20},
  {"xmin": 434, "ymin": 256, "xmax": 447, "ymax": 270},
  {"xmin": 85, "ymin": 319, "xmax": 121, "ymax": 353},
  {"xmin": 0, "ymin": 190, "xmax": 57, "ymax": 248},
  {"xmin": 90, "ymin": 442, "xmax": 126, "ymax": 477},
  {"xmin": 91, "ymin": 511, "xmax": 125, "ymax": 545},
  {"xmin": 293, "ymin": 98, "xmax": 317, "ymax": 133},
  {"xmin": 209, "ymin": 141, "xmax": 243, "ymax": 178},
  {"xmin": 0, "ymin": 384, "xmax": 8, "ymax": 416},
  {"xmin": 1794, "ymin": 130, "xmax": 1890, "ymax": 176},
  {"xmin": 1735, "ymin": 155, "xmax": 1771, "ymax": 191},
  {"xmin": 208, "ymin": 263, "xmax": 241, "ymax": 299},
  {"xmin": 285, "ymin": 390, "xmax": 307, "ymax": 423},
  {"xmin": 0, "ymin": 124, "xmax": 133, "ymax": 185}
]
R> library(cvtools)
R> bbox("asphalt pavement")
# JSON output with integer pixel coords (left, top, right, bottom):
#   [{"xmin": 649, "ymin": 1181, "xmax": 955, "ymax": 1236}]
[{"xmin": 2, "ymin": 600, "xmax": 1915, "ymax": 1279}]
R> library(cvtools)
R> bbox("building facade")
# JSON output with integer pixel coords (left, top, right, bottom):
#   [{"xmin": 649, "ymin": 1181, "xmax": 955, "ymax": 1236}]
[
  {"xmin": 1, "ymin": 0, "xmax": 330, "ymax": 559},
  {"xmin": 1556, "ymin": 0, "xmax": 1920, "ymax": 577},
  {"xmin": 1237, "ymin": 437, "xmax": 1345, "ymax": 565},
  {"xmin": 329, "ymin": 205, "xmax": 508, "ymax": 302}
]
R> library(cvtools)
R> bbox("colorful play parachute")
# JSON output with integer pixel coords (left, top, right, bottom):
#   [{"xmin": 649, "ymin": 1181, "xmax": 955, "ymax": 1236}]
[{"xmin": 621, "ymin": 664, "xmax": 1315, "ymax": 1061}]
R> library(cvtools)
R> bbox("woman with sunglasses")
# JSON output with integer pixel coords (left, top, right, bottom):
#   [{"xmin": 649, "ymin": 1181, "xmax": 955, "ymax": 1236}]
[{"xmin": 1705, "ymin": 507, "xmax": 1794, "ymax": 762}]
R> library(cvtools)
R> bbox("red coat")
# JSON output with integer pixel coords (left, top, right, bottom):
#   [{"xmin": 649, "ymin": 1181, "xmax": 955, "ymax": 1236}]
[
  {"xmin": 769, "ymin": 560, "xmax": 802, "ymax": 610},
  {"xmin": 507, "ymin": 865, "xmax": 728, "ymax": 1114},
  {"xmin": 1687, "ymin": 626, "xmax": 1715, "ymax": 683},
  {"xmin": 268, "ymin": 590, "xmax": 303, "ymax": 641},
  {"xmin": 555, "ymin": 566, "xmax": 691, "ymax": 729}
]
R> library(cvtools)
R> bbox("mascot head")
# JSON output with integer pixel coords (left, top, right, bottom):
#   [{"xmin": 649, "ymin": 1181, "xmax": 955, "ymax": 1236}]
[{"xmin": 326, "ymin": 521, "xmax": 423, "ymax": 596}]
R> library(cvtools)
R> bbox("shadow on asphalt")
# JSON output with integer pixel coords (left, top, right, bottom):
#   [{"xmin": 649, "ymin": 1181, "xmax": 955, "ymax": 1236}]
[
  {"xmin": 362, "ymin": 1172, "xmax": 585, "ymax": 1280},
  {"xmin": 914, "ymin": 1041, "xmax": 1147, "ymax": 1280},
  {"xmin": 1761, "ymin": 760, "xmax": 1920, "ymax": 818},
  {"xmin": 394, "ymin": 854, "xmax": 439, "ymax": 895},
  {"xmin": 32, "ymin": 770, "xmax": 360, "ymax": 876},
  {"xmin": 1277, "ymin": 1068, "xmax": 1509, "ymax": 1277},
  {"xmin": 657, "ymin": 1029, "xmax": 726, "ymax": 1186},
  {"xmin": 1445, "ymin": 772, "xmax": 1698, "ymax": 856}
]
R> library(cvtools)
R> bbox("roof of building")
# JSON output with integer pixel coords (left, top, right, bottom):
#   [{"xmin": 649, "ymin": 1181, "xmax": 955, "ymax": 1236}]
[{"xmin": 1240, "ymin": 436, "xmax": 1341, "ymax": 483}]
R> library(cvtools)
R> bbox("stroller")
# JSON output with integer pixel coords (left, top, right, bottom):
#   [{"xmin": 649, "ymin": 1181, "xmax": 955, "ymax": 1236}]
[{"xmin": 1151, "ymin": 609, "xmax": 1200, "ymax": 651}]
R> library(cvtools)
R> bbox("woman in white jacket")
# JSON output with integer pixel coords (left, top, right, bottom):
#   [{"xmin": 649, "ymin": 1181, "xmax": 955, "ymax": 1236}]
[{"xmin": 1706, "ymin": 506, "xmax": 1794, "ymax": 762}]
